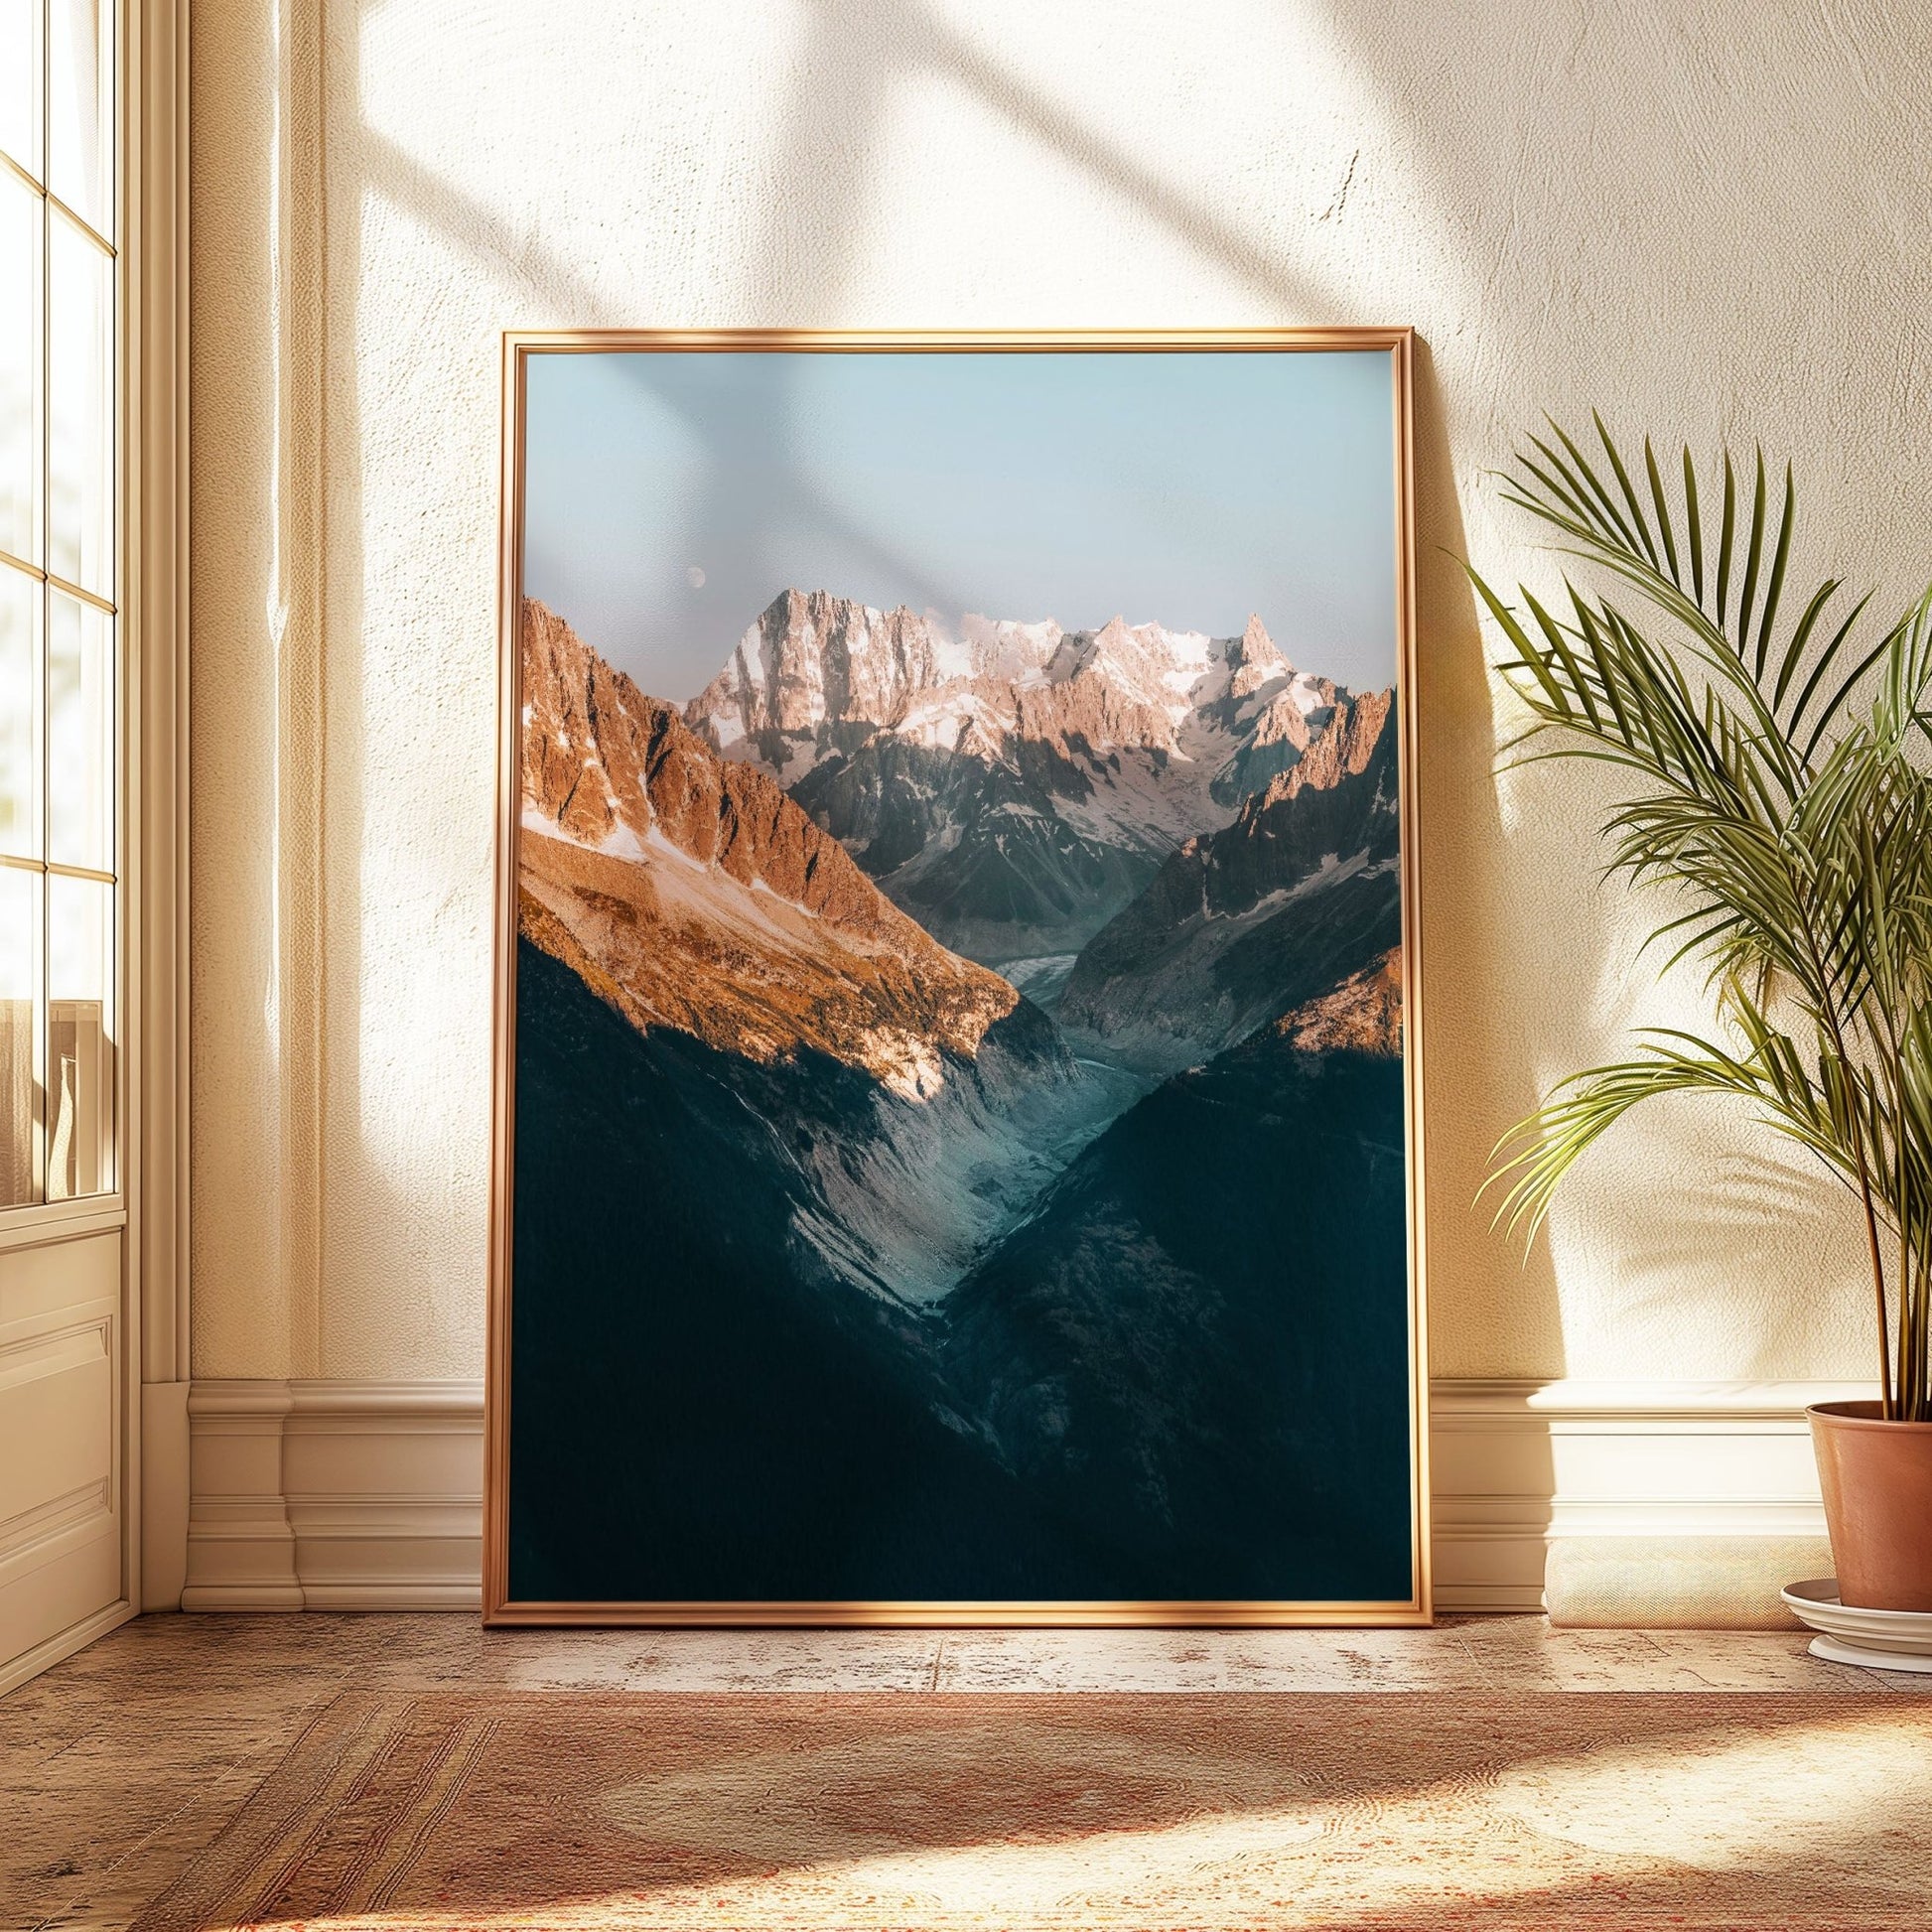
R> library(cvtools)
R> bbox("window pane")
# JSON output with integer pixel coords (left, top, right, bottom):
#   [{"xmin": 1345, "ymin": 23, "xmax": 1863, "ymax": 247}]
[
  {"xmin": 0, "ymin": 567, "xmax": 39, "ymax": 859},
  {"xmin": 0, "ymin": 865, "xmax": 41, "ymax": 1206},
  {"xmin": 0, "ymin": 167, "xmax": 40, "ymax": 566},
  {"xmin": 48, "ymin": 209, "xmax": 111, "ymax": 598},
  {"xmin": 47, "ymin": 870, "xmax": 110, "ymax": 1199},
  {"xmin": 0, "ymin": 0, "xmax": 42, "ymax": 183},
  {"xmin": 49, "ymin": 0, "xmax": 110, "ymax": 237},
  {"xmin": 47, "ymin": 591, "xmax": 109, "ymax": 871}
]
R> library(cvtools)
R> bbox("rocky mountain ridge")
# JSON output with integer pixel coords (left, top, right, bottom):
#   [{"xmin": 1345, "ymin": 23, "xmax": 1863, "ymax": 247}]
[
  {"xmin": 1275, "ymin": 947, "xmax": 1403, "ymax": 1057},
  {"xmin": 520, "ymin": 597, "xmax": 1020, "ymax": 1090},
  {"xmin": 1057, "ymin": 689, "xmax": 1402, "ymax": 1071},
  {"xmin": 682, "ymin": 588, "xmax": 1347, "ymax": 960},
  {"xmin": 517, "ymin": 599, "xmax": 1140, "ymax": 1303},
  {"xmin": 686, "ymin": 587, "xmax": 1340, "ymax": 789}
]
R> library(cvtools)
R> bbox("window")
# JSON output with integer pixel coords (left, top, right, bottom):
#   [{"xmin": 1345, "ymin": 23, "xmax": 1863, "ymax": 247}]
[{"xmin": 1, "ymin": 1, "xmax": 117, "ymax": 1207}]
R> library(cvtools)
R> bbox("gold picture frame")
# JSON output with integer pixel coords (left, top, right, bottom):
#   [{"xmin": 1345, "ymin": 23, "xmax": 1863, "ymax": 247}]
[{"xmin": 485, "ymin": 329, "xmax": 1428, "ymax": 1627}]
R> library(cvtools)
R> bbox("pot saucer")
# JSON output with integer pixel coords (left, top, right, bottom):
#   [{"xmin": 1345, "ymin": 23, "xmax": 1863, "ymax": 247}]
[{"xmin": 1782, "ymin": 1578, "xmax": 1932, "ymax": 1672}]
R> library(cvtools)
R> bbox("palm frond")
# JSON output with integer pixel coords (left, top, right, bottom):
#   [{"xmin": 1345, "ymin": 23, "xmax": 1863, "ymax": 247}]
[
  {"xmin": 1494, "ymin": 421, "xmax": 1894, "ymax": 755},
  {"xmin": 1473, "ymin": 416, "xmax": 1932, "ymax": 1417}
]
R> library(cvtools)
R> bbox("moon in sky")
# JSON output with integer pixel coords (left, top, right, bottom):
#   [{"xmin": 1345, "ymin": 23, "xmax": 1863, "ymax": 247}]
[{"xmin": 685, "ymin": 565, "xmax": 707, "ymax": 589}]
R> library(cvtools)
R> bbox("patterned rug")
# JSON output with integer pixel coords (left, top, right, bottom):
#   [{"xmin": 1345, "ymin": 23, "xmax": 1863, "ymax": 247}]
[{"xmin": 134, "ymin": 1691, "xmax": 1932, "ymax": 1930}]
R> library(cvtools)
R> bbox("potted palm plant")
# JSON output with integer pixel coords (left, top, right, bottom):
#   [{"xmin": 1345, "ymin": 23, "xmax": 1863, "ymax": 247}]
[{"xmin": 1472, "ymin": 418, "xmax": 1932, "ymax": 1610}]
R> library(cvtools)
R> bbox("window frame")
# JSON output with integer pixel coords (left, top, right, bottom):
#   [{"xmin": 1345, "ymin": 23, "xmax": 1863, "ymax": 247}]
[
  {"xmin": 0, "ymin": 0, "xmax": 188, "ymax": 1679},
  {"xmin": 0, "ymin": 0, "xmax": 126, "ymax": 1227}
]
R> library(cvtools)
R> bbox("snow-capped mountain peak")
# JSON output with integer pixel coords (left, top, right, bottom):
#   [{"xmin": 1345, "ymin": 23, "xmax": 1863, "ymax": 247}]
[
  {"xmin": 680, "ymin": 588, "xmax": 1363, "ymax": 959},
  {"xmin": 1226, "ymin": 612, "xmax": 1291, "ymax": 703},
  {"xmin": 688, "ymin": 588, "xmax": 948, "ymax": 751},
  {"xmin": 942, "ymin": 612, "xmax": 1064, "ymax": 685},
  {"xmin": 1042, "ymin": 615, "xmax": 1221, "ymax": 728},
  {"xmin": 684, "ymin": 589, "xmax": 1331, "ymax": 760}
]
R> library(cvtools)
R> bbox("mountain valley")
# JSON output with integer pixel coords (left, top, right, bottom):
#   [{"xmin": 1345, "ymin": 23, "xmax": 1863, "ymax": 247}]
[{"xmin": 509, "ymin": 590, "xmax": 1412, "ymax": 1602}]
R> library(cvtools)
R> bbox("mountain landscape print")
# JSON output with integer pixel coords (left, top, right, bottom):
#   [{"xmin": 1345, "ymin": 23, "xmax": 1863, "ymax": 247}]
[{"xmin": 495, "ymin": 339, "xmax": 1422, "ymax": 1614}]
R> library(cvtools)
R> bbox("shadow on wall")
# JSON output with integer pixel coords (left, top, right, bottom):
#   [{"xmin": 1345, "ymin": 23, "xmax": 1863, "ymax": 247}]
[
  {"xmin": 205, "ymin": 0, "xmax": 1930, "ymax": 1403},
  {"xmin": 1405, "ymin": 338, "xmax": 1567, "ymax": 1385},
  {"xmin": 268, "ymin": 0, "xmax": 1571, "ymax": 1392}
]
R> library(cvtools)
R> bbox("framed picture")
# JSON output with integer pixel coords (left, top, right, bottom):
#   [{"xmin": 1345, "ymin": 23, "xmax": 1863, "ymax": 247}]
[{"xmin": 485, "ymin": 330, "xmax": 1427, "ymax": 1625}]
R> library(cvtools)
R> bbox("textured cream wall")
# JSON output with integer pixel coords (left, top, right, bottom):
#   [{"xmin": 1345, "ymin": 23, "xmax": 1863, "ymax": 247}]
[{"xmin": 190, "ymin": 0, "xmax": 1932, "ymax": 1382}]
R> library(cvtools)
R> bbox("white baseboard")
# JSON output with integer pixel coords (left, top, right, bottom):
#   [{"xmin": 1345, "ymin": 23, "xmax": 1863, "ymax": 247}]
[
  {"xmin": 183, "ymin": 1380, "xmax": 483, "ymax": 1611},
  {"xmin": 0, "ymin": 1598, "xmax": 134, "ymax": 1699},
  {"xmin": 181, "ymin": 1376, "xmax": 1863, "ymax": 1620},
  {"xmin": 1431, "ymin": 1378, "xmax": 1856, "ymax": 1620}
]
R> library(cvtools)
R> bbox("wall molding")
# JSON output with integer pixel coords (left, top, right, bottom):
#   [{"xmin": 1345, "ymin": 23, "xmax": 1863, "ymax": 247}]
[
  {"xmin": 183, "ymin": 1380, "xmax": 483, "ymax": 1610},
  {"xmin": 131, "ymin": 0, "xmax": 194, "ymax": 1618},
  {"xmin": 1430, "ymin": 1377, "xmax": 1858, "ymax": 1617},
  {"xmin": 183, "ymin": 1376, "xmax": 1864, "ymax": 1619}
]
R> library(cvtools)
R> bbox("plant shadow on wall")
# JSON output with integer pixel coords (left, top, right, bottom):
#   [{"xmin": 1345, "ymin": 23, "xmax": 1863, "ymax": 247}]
[
  {"xmin": 1584, "ymin": 1144, "xmax": 1873, "ymax": 1370},
  {"xmin": 1473, "ymin": 420, "xmax": 1932, "ymax": 1421}
]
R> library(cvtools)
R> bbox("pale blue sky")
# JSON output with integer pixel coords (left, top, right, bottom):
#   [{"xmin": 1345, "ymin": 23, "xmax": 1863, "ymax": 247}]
[{"xmin": 522, "ymin": 348, "xmax": 1397, "ymax": 704}]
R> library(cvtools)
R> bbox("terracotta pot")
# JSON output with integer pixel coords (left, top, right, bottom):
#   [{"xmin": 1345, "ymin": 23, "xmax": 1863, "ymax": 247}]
[{"xmin": 1809, "ymin": 1401, "xmax": 1932, "ymax": 1611}]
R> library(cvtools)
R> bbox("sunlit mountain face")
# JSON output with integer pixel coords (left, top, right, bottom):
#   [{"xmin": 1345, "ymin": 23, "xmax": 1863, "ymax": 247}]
[
  {"xmin": 683, "ymin": 588, "xmax": 1351, "ymax": 965},
  {"xmin": 508, "ymin": 593, "xmax": 1411, "ymax": 1606}
]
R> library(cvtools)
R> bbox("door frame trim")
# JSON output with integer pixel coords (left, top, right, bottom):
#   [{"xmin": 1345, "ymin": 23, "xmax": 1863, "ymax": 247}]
[{"xmin": 126, "ymin": 0, "xmax": 192, "ymax": 1617}]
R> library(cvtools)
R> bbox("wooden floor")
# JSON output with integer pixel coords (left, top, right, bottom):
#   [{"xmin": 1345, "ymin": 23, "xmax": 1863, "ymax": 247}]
[{"xmin": 6, "ymin": 1612, "xmax": 1927, "ymax": 1930}]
